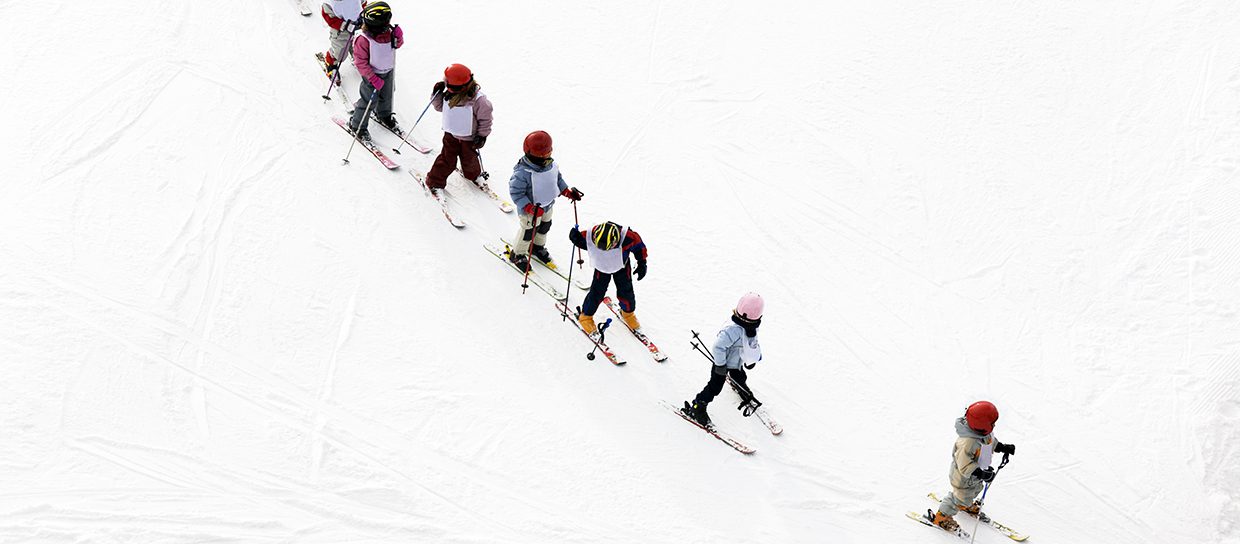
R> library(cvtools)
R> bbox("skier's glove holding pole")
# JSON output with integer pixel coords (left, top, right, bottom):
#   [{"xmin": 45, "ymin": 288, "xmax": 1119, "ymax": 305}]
[
  {"xmin": 972, "ymin": 467, "xmax": 997, "ymax": 482},
  {"xmin": 634, "ymin": 260, "xmax": 647, "ymax": 281},
  {"xmin": 737, "ymin": 397, "xmax": 762, "ymax": 417},
  {"xmin": 432, "ymin": 81, "xmax": 446, "ymax": 96},
  {"xmin": 473, "ymin": 135, "xmax": 487, "ymax": 149},
  {"xmin": 995, "ymin": 442, "xmax": 1016, "ymax": 456},
  {"xmin": 562, "ymin": 187, "xmax": 584, "ymax": 201},
  {"xmin": 523, "ymin": 204, "xmax": 545, "ymax": 218}
]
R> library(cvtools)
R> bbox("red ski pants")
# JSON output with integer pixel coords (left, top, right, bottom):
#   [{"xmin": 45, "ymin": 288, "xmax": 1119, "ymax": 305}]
[{"xmin": 426, "ymin": 133, "xmax": 480, "ymax": 189}]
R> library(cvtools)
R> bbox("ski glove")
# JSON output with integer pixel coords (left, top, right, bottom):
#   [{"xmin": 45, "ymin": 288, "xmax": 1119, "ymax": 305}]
[
  {"xmin": 995, "ymin": 442, "xmax": 1016, "ymax": 455},
  {"xmin": 339, "ymin": 19, "xmax": 359, "ymax": 32},
  {"xmin": 523, "ymin": 204, "xmax": 545, "ymax": 218},
  {"xmin": 744, "ymin": 362, "xmax": 757, "ymax": 370},
  {"xmin": 634, "ymin": 260, "xmax": 647, "ymax": 281},
  {"xmin": 432, "ymin": 81, "xmax": 446, "ymax": 96},
  {"xmin": 369, "ymin": 76, "xmax": 385, "ymax": 91},
  {"xmin": 473, "ymin": 135, "xmax": 487, "ymax": 148},
  {"xmin": 738, "ymin": 398, "xmax": 762, "ymax": 417},
  {"xmin": 391, "ymin": 25, "xmax": 404, "ymax": 48},
  {"xmin": 561, "ymin": 187, "xmax": 584, "ymax": 201},
  {"xmin": 972, "ymin": 467, "xmax": 996, "ymax": 482}
]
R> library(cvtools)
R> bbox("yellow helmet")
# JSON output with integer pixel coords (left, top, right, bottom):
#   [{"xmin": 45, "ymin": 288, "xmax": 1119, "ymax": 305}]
[{"xmin": 591, "ymin": 222, "xmax": 622, "ymax": 250}]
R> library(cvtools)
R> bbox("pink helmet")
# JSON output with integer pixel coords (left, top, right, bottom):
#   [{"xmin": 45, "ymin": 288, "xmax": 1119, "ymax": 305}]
[{"xmin": 735, "ymin": 292, "xmax": 764, "ymax": 321}]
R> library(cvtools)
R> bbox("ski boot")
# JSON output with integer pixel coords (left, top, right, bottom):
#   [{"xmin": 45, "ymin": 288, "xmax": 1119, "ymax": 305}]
[
  {"xmin": 531, "ymin": 245, "xmax": 554, "ymax": 267},
  {"xmin": 928, "ymin": 509, "xmax": 960, "ymax": 532},
  {"xmin": 578, "ymin": 312, "xmax": 598, "ymax": 336},
  {"xmin": 961, "ymin": 501, "xmax": 989, "ymax": 522},
  {"xmin": 507, "ymin": 250, "xmax": 530, "ymax": 270},
  {"xmin": 619, "ymin": 309, "xmax": 641, "ymax": 332},
  {"xmin": 681, "ymin": 401, "xmax": 712, "ymax": 427},
  {"xmin": 376, "ymin": 114, "xmax": 401, "ymax": 135}
]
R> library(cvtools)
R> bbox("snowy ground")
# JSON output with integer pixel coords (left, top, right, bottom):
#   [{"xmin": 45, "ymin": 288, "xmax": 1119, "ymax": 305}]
[{"xmin": 2, "ymin": 1, "xmax": 1239, "ymax": 543}]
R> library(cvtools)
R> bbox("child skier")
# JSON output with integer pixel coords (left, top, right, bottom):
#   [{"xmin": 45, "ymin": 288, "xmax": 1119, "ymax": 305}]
[
  {"xmin": 927, "ymin": 401, "xmax": 1017, "ymax": 532},
  {"xmin": 568, "ymin": 221, "xmax": 648, "ymax": 338},
  {"xmin": 425, "ymin": 64, "xmax": 494, "ymax": 190},
  {"xmin": 345, "ymin": 2, "xmax": 403, "ymax": 139},
  {"xmin": 320, "ymin": 0, "xmax": 363, "ymax": 82},
  {"xmin": 508, "ymin": 131, "xmax": 584, "ymax": 268},
  {"xmin": 682, "ymin": 293, "xmax": 764, "ymax": 427}
]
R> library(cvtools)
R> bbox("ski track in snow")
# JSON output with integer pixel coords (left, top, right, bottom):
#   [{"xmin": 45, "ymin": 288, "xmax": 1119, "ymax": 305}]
[{"xmin": 3, "ymin": 1, "xmax": 1240, "ymax": 543}]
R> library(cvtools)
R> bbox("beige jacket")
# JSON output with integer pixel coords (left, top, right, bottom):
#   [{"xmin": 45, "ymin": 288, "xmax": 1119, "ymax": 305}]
[{"xmin": 947, "ymin": 417, "xmax": 999, "ymax": 489}]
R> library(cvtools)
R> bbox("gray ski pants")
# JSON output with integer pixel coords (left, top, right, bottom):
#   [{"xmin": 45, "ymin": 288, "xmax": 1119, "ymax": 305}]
[
  {"xmin": 512, "ymin": 207, "xmax": 554, "ymax": 256},
  {"xmin": 938, "ymin": 482, "xmax": 983, "ymax": 515}
]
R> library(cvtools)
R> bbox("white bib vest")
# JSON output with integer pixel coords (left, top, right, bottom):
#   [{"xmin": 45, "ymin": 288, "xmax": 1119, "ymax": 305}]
[
  {"xmin": 586, "ymin": 226, "xmax": 629, "ymax": 274},
  {"xmin": 977, "ymin": 439, "xmax": 994, "ymax": 470},
  {"xmin": 530, "ymin": 163, "xmax": 560, "ymax": 208},
  {"xmin": 442, "ymin": 91, "xmax": 482, "ymax": 138},
  {"xmin": 361, "ymin": 34, "xmax": 394, "ymax": 74},
  {"xmin": 739, "ymin": 335, "xmax": 762, "ymax": 365},
  {"xmin": 329, "ymin": 0, "xmax": 362, "ymax": 21}
]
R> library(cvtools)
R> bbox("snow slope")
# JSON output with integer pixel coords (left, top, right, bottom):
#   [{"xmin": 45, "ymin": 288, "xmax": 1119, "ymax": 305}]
[{"xmin": 2, "ymin": 1, "xmax": 1239, "ymax": 542}]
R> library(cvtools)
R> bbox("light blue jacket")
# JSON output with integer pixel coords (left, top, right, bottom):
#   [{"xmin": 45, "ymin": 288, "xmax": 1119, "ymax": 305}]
[
  {"xmin": 711, "ymin": 322, "xmax": 762, "ymax": 370},
  {"xmin": 508, "ymin": 156, "xmax": 568, "ymax": 211}
]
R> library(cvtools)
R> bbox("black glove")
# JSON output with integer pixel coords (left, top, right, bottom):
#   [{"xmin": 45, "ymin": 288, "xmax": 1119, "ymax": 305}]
[
  {"xmin": 473, "ymin": 135, "xmax": 487, "ymax": 148},
  {"xmin": 634, "ymin": 260, "xmax": 647, "ymax": 281},
  {"xmin": 995, "ymin": 442, "xmax": 1016, "ymax": 455},
  {"xmin": 432, "ymin": 81, "xmax": 446, "ymax": 96},
  {"xmin": 568, "ymin": 226, "xmax": 586, "ymax": 250},
  {"xmin": 972, "ymin": 467, "xmax": 996, "ymax": 482},
  {"xmin": 737, "ymin": 398, "xmax": 762, "ymax": 417},
  {"xmin": 744, "ymin": 362, "xmax": 756, "ymax": 370}
]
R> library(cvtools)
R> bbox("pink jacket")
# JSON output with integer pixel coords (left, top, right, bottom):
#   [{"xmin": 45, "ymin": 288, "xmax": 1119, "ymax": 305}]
[{"xmin": 353, "ymin": 25, "xmax": 403, "ymax": 86}]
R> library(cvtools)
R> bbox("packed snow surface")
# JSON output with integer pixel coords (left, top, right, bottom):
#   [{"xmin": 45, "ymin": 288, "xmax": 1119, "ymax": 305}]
[{"xmin": 3, "ymin": 1, "xmax": 1239, "ymax": 543}]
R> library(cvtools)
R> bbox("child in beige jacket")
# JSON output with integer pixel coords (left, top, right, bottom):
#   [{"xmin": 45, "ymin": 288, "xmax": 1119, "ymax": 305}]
[{"xmin": 929, "ymin": 401, "xmax": 1017, "ymax": 533}]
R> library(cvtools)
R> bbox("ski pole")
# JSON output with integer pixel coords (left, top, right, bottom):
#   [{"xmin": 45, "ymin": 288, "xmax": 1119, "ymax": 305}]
[
  {"xmin": 342, "ymin": 89, "xmax": 379, "ymax": 164},
  {"xmin": 586, "ymin": 319, "xmax": 612, "ymax": 360},
  {"xmin": 689, "ymin": 329, "xmax": 716, "ymax": 363},
  {"xmin": 474, "ymin": 149, "xmax": 490, "ymax": 181},
  {"xmin": 520, "ymin": 206, "xmax": 542, "ymax": 293},
  {"xmin": 968, "ymin": 453, "xmax": 1010, "ymax": 544},
  {"xmin": 562, "ymin": 228, "xmax": 579, "ymax": 321},
  {"xmin": 392, "ymin": 90, "xmax": 440, "ymax": 154},
  {"xmin": 322, "ymin": 24, "xmax": 359, "ymax": 101},
  {"xmin": 572, "ymin": 201, "xmax": 584, "ymax": 269}
]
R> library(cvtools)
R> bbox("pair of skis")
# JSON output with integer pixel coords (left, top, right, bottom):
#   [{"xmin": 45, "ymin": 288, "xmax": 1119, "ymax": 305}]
[
  {"xmin": 667, "ymin": 393, "xmax": 782, "ymax": 455},
  {"xmin": 410, "ymin": 171, "xmax": 465, "ymax": 228},
  {"xmin": 553, "ymin": 294, "xmax": 671, "ymax": 367},
  {"xmin": 333, "ymin": 117, "xmax": 400, "ymax": 169},
  {"xmin": 907, "ymin": 493, "xmax": 1028, "ymax": 541},
  {"xmin": 482, "ymin": 243, "xmax": 567, "ymax": 301}
]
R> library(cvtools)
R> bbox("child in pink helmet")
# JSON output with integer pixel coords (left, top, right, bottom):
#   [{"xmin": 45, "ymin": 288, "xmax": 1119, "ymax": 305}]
[{"xmin": 682, "ymin": 293, "xmax": 765, "ymax": 427}]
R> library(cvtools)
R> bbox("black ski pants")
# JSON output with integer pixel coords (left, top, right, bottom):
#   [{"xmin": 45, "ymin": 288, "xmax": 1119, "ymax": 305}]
[
  {"xmin": 694, "ymin": 365, "xmax": 749, "ymax": 406},
  {"xmin": 580, "ymin": 265, "xmax": 635, "ymax": 317}
]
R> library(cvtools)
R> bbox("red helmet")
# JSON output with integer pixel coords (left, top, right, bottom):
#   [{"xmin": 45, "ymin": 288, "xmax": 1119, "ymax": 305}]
[
  {"xmin": 523, "ymin": 130, "xmax": 553, "ymax": 158},
  {"xmin": 965, "ymin": 401, "xmax": 999, "ymax": 434},
  {"xmin": 444, "ymin": 63, "xmax": 472, "ymax": 86}
]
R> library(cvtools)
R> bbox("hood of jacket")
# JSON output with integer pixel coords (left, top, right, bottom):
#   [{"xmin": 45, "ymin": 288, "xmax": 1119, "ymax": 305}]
[
  {"xmin": 954, "ymin": 416, "xmax": 991, "ymax": 441},
  {"xmin": 516, "ymin": 155, "xmax": 555, "ymax": 173}
]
